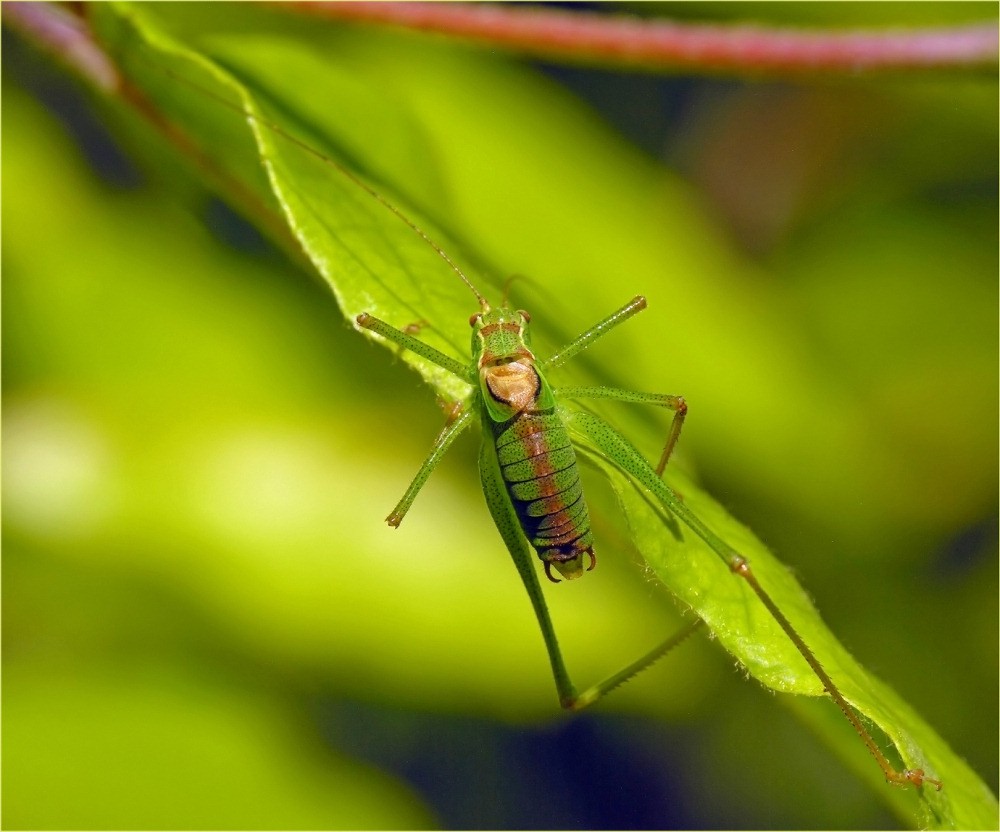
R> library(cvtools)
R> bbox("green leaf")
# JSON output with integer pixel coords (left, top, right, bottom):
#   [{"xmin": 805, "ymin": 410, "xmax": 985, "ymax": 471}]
[
  {"xmin": 94, "ymin": 1, "xmax": 498, "ymax": 403},
  {"xmin": 573, "ymin": 419, "xmax": 996, "ymax": 829},
  {"xmin": 3, "ymin": 662, "xmax": 432, "ymax": 830},
  {"xmin": 87, "ymin": 4, "xmax": 997, "ymax": 828}
]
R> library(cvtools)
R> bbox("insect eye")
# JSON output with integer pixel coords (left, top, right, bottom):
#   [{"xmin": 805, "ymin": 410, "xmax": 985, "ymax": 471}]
[
  {"xmin": 518, "ymin": 310, "xmax": 531, "ymax": 323},
  {"xmin": 469, "ymin": 313, "xmax": 481, "ymax": 327}
]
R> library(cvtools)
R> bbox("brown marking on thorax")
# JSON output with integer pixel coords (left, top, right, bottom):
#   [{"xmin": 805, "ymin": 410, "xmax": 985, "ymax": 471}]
[
  {"xmin": 483, "ymin": 360, "xmax": 539, "ymax": 412},
  {"xmin": 478, "ymin": 318, "xmax": 539, "ymax": 413},
  {"xmin": 478, "ymin": 321, "xmax": 522, "ymax": 338}
]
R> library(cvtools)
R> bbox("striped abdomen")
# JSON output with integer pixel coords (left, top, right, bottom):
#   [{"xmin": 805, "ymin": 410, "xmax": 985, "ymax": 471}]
[{"xmin": 492, "ymin": 410, "xmax": 595, "ymax": 581}]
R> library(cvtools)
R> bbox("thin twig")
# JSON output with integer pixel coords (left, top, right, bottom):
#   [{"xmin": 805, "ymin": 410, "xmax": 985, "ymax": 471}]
[
  {"xmin": 283, "ymin": 2, "xmax": 998, "ymax": 76},
  {"xmin": 3, "ymin": 1, "xmax": 120, "ymax": 91}
]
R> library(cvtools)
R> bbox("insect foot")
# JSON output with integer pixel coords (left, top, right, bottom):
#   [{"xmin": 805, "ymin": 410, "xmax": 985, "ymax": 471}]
[
  {"xmin": 562, "ymin": 689, "xmax": 599, "ymax": 711},
  {"xmin": 900, "ymin": 769, "xmax": 943, "ymax": 791}
]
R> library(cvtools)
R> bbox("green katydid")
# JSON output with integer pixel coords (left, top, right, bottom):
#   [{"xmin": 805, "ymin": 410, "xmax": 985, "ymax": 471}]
[
  {"xmin": 356, "ymin": 257, "xmax": 941, "ymax": 791},
  {"xmin": 123, "ymin": 44, "xmax": 942, "ymax": 793}
]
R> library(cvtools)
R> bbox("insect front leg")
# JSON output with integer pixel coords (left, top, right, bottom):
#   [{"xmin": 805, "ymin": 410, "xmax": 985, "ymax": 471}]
[
  {"xmin": 557, "ymin": 386, "xmax": 687, "ymax": 475},
  {"xmin": 392, "ymin": 319, "xmax": 429, "ymax": 360},
  {"xmin": 541, "ymin": 296, "xmax": 648, "ymax": 371},
  {"xmin": 356, "ymin": 312, "xmax": 474, "ymax": 382}
]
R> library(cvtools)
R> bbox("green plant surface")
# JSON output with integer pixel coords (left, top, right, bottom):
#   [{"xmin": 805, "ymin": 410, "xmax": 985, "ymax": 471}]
[
  {"xmin": 3, "ymin": 658, "xmax": 433, "ymax": 830},
  {"xmin": 4, "ymin": 3, "xmax": 996, "ymax": 830}
]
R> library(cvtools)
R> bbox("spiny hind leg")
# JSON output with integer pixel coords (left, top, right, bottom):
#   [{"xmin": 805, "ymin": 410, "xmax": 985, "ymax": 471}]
[
  {"xmin": 564, "ymin": 407, "xmax": 942, "ymax": 789},
  {"xmin": 565, "ymin": 616, "xmax": 705, "ymax": 710}
]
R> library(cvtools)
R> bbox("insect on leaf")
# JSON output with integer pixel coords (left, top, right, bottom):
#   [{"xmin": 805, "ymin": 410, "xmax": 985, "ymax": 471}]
[{"xmin": 90, "ymin": 4, "xmax": 998, "ymax": 828}]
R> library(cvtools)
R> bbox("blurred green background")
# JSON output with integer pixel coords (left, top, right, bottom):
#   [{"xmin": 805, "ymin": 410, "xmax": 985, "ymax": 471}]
[{"xmin": 3, "ymin": 3, "xmax": 996, "ymax": 829}]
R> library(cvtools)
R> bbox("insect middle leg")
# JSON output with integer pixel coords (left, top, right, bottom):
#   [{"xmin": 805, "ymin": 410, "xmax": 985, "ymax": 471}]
[
  {"xmin": 385, "ymin": 406, "xmax": 475, "ymax": 527},
  {"xmin": 355, "ymin": 312, "xmax": 478, "ymax": 525},
  {"xmin": 539, "ymin": 298, "xmax": 688, "ymax": 472},
  {"xmin": 557, "ymin": 386, "xmax": 687, "ymax": 475}
]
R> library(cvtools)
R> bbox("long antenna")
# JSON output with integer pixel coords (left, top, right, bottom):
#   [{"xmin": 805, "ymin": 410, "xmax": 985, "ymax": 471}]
[{"xmin": 148, "ymin": 57, "xmax": 489, "ymax": 309}]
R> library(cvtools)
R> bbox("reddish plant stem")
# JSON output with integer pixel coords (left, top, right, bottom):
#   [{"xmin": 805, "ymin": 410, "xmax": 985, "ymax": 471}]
[
  {"xmin": 5, "ymin": 2, "xmax": 304, "ymax": 258},
  {"xmin": 284, "ymin": 2, "xmax": 998, "ymax": 76},
  {"xmin": 3, "ymin": 1, "xmax": 120, "ymax": 91}
]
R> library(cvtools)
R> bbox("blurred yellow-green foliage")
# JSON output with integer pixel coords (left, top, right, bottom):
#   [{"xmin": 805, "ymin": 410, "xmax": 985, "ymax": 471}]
[{"xmin": 3, "ymin": 3, "xmax": 996, "ymax": 829}]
